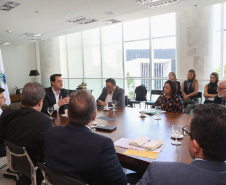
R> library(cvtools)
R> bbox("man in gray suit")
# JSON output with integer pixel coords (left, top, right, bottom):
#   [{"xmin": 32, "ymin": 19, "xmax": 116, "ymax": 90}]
[
  {"xmin": 97, "ymin": 78, "xmax": 125, "ymax": 107},
  {"xmin": 136, "ymin": 104, "xmax": 226, "ymax": 185}
]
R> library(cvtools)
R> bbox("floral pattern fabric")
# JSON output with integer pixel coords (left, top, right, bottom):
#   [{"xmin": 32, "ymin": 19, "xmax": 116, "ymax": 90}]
[{"xmin": 152, "ymin": 95, "xmax": 183, "ymax": 113}]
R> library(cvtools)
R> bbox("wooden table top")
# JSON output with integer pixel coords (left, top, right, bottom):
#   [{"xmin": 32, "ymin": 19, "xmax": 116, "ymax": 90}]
[{"xmin": 52, "ymin": 107, "xmax": 193, "ymax": 173}]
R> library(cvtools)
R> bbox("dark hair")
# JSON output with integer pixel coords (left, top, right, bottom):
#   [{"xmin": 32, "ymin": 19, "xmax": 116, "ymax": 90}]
[
  {"xmin": 22, "ymin": 82, "xmax": 45, "ymax": 107},
  {"xmin": 164, "ymin": 80, "xmax": 177, "ymax": 97},
  {"xmin": 106, "ymin": 78, "xmax": 116, "ymax": 86},
  {"xmin": 191, "ymin": 104, "xmax": 226, "ymax": 161},
  {"xmin": 169, "ymin": 72, "xmax": 177, "ymax": 82},
  {"xmin": 50, "ymin": 74, "xmax": 62, "ymax": 86},
  {"xmin": 187, "ymin": 69, "xmax": 197, "ymax": 90},
  {"xmin": 208, "ymin": 72, "xmax": 219, "ymax": 91},
  {"xmin": 0, "ymin": 87, "xmax": 5, "ymax": 94},
  {"xmin": 68, "ymin": 89, "xmax": 96, "ymax": 126}
]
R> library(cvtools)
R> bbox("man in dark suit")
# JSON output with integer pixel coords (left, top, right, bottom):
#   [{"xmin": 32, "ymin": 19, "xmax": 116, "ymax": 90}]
[
  {"xmin": 136, "ymin": 104, "xmax": 226, "ymax": 185},
  {"xmin": 0, "ymin": 82, "xmax": 52, "ymax": 162},
  {"xmin": 214, "ymin": 80, "xmax": 226, "ymax": 105},
  {"xmin": 41, "ymin": 74, "xmax": 69, "ymax": 114},
  {"xmin": 45, "ymin": 89, "xmax": 127, "ymax": 185},
  {"xmin": 97, "ymin": 78, "xmax": 125, "ymax": 107}
]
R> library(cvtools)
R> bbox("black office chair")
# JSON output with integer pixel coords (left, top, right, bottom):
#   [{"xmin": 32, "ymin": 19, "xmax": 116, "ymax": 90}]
[
  {"xmin": 129, "ymin": 85, "xmax": 147, "ymax": 108},
  {"xmin": 37, "ymin": 162, "xmax": 88, "ymax": 185},
  {"xmin": 4, "ymin": 140, "xmax": 38, "ymax": 185},
  {"xmin": 145, "ymin": 90, "xmax": 163, "ymax": 108}
]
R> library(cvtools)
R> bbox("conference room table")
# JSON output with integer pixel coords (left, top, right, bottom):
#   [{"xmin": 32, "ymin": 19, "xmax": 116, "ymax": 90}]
[{"xmin": 52, "ymin": 107, "xmax": 193, "ymax": 173}]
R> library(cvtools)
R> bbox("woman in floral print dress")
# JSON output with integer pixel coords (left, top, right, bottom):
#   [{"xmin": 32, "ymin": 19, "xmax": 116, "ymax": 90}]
[{"xmin": 152, "ymin": 80, "xmax": 183, "ymax": 113}]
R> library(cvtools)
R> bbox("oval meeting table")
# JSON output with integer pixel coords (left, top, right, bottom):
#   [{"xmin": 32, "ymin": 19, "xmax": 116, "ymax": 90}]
[{"xmin": 52, "ymin": 107, "xmax": 193, "ymax": 173}]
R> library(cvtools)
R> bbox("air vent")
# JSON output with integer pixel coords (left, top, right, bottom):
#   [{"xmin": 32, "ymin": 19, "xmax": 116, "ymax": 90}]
[
  {"xmin": 104, "ymin": 19, "xmax": 121, "ymax": 24},
  {"xmin": 104, "ymin": 11, "xmax": 118, "ymax": 15},
  {"xmin": 0, "ymin": 1, "xmax": 20, "ymax": 11}
]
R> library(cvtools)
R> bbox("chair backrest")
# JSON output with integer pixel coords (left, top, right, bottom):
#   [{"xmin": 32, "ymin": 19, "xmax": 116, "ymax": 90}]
[
  {"xmin": 4, "ymin": 140, "xmax": 37, "ymax": 185},
  {"xmin": 135, "ymin": 85, "xmax": 147, "ymax": 101},
  {"xmin": 197, "ymin": 92, "xmax": 202, "ymax": 104},
  {"xmin": 150, "ymin": 90, "xmax": 162, "ymax": 101},
  {"xmin": 37, "ymin": 162, "xmax": 88, "ymax": 185}
]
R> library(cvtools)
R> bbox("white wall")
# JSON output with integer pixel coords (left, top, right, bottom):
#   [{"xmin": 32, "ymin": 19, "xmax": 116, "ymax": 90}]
[{"xmin": 0, "ymin": 43, "xmax": 36, "ymax": 94}]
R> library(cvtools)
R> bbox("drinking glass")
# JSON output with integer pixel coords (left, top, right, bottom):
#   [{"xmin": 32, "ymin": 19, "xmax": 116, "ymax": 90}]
[
  {"xmin": 112, "ymin": 100, "xmax": 117, "ymax": 111},
  {"xmin": 47, "ymin": 107, "xmax": 54, "ymax": 119},
  {"xmin": 171, "ymin": 124, "xmax": 182, "ymax": 145},
  {"xmin": 155, "ymin": 106, "xmax": 161, "ymax": 120}
]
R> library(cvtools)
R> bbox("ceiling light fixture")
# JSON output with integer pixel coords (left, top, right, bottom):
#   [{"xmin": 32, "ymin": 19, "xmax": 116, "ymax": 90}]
[
  {"xmin": 148, "ymin": 0, "xmax": 179, "ymax": 8},
  {"xmin": 0, "ymin": 42, "xmax": 10, "ymax": 45},
  {"xmin": 79, "ymin": 18, "xmax": 98, "ymax": 25},
  {"xmin": 20, "ymin": 33, "xmax": 43, "ymax": 37},
  {"xmin": 0, "ymin": 1, "xmax": 20, "ymax": 11},
  {"xmin": 136, "ymin": 0, "xmax": 160, "ymax": 5},
  {"xmin": 67, "ymin": 16, "xmax": 86, "ymax": 23}
]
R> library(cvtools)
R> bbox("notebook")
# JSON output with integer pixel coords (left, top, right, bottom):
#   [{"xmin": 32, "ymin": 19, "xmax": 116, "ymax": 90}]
[{"xmin": 129, "ymin": 137, "xmax": 163, "ymax": 151}]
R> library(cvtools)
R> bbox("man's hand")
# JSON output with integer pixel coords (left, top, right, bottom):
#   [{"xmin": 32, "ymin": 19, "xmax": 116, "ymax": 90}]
[
  {"xmin": 97, "ymin": 100, "xmax": 106, "ymax": 106},
  {"xmin": 58, "ymin": 96, "xmax": 70, "ymax": 107}
]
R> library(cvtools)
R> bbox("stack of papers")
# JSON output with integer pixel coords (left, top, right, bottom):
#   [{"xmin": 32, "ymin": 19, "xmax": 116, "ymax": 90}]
[
  {"xmin": 129, "ymin": 137, "xmax": 164, "ymax": 151},
  {"xmin": 114, "ymin": 137, "xmax": 165, "ymax": 160}
]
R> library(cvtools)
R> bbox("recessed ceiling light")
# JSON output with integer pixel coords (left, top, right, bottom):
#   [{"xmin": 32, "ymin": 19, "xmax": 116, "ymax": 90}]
[
  {"xmin": 0, "ymin": 1, "xmax": 20, "ymax": 11},
  {"xmin": 20, "ymin": 33, "xmax": 43, "ymax": 37},
  {"xmin": 79, "ymin": 18, "xmax": 98, "ymax": 25},
  {"xmin": 67, "ymin": 16, "xmax": 86, "ymax": 23},
  {"xmin": 0, "ymin": 42, "xmax": 10, "ymax": 45}
]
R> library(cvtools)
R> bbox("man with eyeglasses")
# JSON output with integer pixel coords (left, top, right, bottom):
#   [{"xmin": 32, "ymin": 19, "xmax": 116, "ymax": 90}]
[
  {"xmin": 136, "ymin": 104, "xmax": 226, "ymax": 185},
  {"xmin": 97, "ymin": 78, "xmax": 125, "ymax": 107},
  {"xmin": 41, "ymin": 74, "xmax": 70, "ymax": 114},
  {"xmin": 214, "ymin": 80, "xmax": 226, "ymax": 105}
]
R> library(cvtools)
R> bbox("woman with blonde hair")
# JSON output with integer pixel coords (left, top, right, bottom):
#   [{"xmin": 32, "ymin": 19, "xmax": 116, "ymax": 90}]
[{"xmin": 182, "ymin": 69, "xmax": 199, "ymax": 114}]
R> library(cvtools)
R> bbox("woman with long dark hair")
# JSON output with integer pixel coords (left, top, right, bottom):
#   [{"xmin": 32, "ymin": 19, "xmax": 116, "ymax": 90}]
[
  {"xmin": 168, "ymin": 72, "xmax": 181, "ymax": 96},
  {"xmin": 182, "ymin": 69, "xmax": 199, "ymax": 114},
  {"xmin": 153, "ymin": 80, "xmax": 183, "ymax": 113},
  {"xmin": 204, "ymin": 72, "xmax": 218, "ymax": 104}
]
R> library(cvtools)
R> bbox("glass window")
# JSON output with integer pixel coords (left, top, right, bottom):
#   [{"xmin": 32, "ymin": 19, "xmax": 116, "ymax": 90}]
[
  {"xmin": 66, "ymin": 32, "xmax": 83, "ymax": 78},
  {"xmin": 124, "ymin": 18, "xmax": 149, "ymax": 41},
  {"xmin": 151, "ymin": 13, "xmax": 176, "ymax": 37},
  {"xmin": 102, "ymin": 43, "xmax": 123, "ymax": 78},
  {"xmin": 101, "ymin": 23, "xmax": 122, "ymax": 45}
]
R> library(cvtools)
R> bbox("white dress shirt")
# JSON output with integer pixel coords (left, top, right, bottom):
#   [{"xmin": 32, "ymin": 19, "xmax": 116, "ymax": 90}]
[
  {"xmin": 52, "ymin": 88, "xmax": 60, "ymax": 111},
  {"xmin": 105, "ymin": 87, "xmax": 116, "ymax": 104}
]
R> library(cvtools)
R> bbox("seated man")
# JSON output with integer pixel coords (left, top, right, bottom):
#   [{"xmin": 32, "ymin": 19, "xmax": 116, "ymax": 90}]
[
  {"xmin": 41, "ymin": 74, "xmax": 69, "ymax": 114},
  {"xmin": 97, "ymin": 78, "xmax": 125, "ymax": 107},
  {"xmin": 214, "ymin": 79, "xmax": 226, "ymax": 105},
  {"xmin": 0, "ymin": 82, "xmax": 52, "ymax": 162},
  {"xmin": 45, "ymin": 89, "xmax": 127, "ymax": 185},
  {"xmin": 136, "ymin": 104, "xmax": 226, "ymax": 185}
]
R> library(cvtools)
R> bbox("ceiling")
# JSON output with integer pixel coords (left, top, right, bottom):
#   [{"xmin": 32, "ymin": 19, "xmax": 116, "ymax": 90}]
[{"xmin": 0, "ymin": 0, "xmax": 225, "ymax": 46}]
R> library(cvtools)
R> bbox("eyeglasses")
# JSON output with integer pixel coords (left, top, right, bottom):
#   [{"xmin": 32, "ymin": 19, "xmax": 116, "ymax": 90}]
[
  {"xmin": 182, "ymin": 127, "xmax": 193, "ymax": 140},
  {"xmin": 106, "ymin": 86, "xmax": 114, "ymax": 89},
  {"xmin": 217, "ymin": 87, "xmax": 226, "ymax": 91}
]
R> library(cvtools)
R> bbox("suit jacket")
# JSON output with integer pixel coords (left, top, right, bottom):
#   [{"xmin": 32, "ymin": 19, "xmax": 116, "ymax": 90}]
[
  {"xmin": 136, "ymin": 160, "xmax": 226, "ymax": 185},
  {"xmin": 44, "ymin": 122, "xmax": 127, "ymax": 185},
  {"xmin": 97, "ymin": 86, "xmax": 125, "ymax": 107},
  {"xmin": 41, "ymin": 87, "xmax": 68, "ymax": 114},
  {"xmin": 214, "ymin": 95, "xmax": 223, "ymax": 104},
  {"xmin": 0, "ymin": 107, "xmax": 52, "ymax": 162}
]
